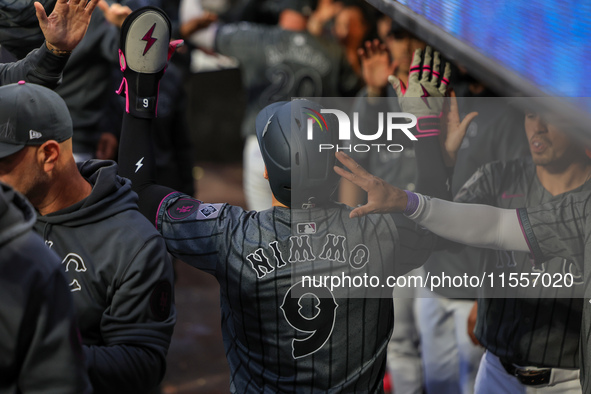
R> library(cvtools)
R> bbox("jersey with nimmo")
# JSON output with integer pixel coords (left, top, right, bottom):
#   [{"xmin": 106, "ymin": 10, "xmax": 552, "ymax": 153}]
[{"xmin": 157, "ymin": 191, "xmax": 429, "ymax": 393}]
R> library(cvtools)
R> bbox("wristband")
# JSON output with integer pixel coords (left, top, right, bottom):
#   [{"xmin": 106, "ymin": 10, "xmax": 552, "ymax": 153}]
[
  {"xmin": 46, "ymin": 42, "xmax": 72, "ymax": 56},
  {"xmin": 404, "ymin": 190, "xmax": 420, "ymax": 216}
]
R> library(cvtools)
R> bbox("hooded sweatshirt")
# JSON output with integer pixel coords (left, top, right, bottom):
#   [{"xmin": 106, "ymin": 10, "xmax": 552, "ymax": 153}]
[
  {"xmin": 0, "ymin": 182, "xmax": 90, "ymax": 393},
  {"xmin": 34, "ymin": 160, "xmax": 176, "ymax": 394}
]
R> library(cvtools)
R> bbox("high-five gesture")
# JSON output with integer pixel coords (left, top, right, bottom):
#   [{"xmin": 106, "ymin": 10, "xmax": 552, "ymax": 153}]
[
  {"xmin": 35, "ymin": 0, "xmax": 99, "ymax": 53},
  {"xmin": 334, "ymin": 152, "xmax": 408, "ymax": 218},
  {"xmin": 388, "ymin": 47, "xmax": 451, "ymax": 137},
  {"xmin": 359, "ymin": 39, "xmax": 398, "ymax": 97},
  {"xmin": 440, "ymin": 90, "xmax": 478, "ymax": 166}
]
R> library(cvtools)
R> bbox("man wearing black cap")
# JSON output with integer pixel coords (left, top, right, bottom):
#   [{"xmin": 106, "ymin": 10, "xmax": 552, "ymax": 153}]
[
  {"xmin": 0, "ymin": 0, "xmax": 99, "ymax": 88},
  {"xmin": 0, "ymin": 81, "xmax": 176, "ymax": 394}
]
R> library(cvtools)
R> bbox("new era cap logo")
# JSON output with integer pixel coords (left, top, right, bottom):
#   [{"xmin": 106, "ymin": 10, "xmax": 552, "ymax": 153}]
[{"xmin": 29, "ymin": 130, "xmax": 42, "ymax": 140}]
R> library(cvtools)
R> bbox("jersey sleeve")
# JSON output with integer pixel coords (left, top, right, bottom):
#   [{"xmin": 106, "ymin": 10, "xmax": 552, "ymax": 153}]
[
  {"xmin": 85, "ymin": 234, "xmax": 176, "ymax": 393},
  {"xmin": 156, "ymin": 192, "xmax": 248, "ymax": 275},
  {"xmin": 214, "ymin": 22, "xmax": 266, "ymax": 63},
  {"xmin": 0, "ymin": 44, "xmax": 69, "ymax": 89},
  {"xmin": 518, "ymin": 191, "xmax": 591, "ymax": 266}
]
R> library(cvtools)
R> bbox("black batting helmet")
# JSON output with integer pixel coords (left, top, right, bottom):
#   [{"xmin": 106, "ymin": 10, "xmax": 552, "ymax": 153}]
[{"xmin": 256, "ymin": 99, "xmax": 339, "ymax": 208}]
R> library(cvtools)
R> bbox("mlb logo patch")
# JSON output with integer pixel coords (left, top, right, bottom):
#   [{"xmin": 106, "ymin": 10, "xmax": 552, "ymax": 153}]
[
  {"xmin": 195, "ymin": 203, "xmax": 223, "ymax": 220},
  {"xmin": 200, "ymin": 205, "xmax": 218, "ymax": 217},
  {"xmin": 297, "ymin": 222, "xmax": 316, "ymax": 234}
]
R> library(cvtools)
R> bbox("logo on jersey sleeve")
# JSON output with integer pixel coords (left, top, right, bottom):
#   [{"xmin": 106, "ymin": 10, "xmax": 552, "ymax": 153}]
[
  {"xmin": 196, "ymin": 204, "xmax": 223, "ymax": 220},
  {"xmin": 167, "ymin": 198, "xmax": 201, "ymax": 220}
]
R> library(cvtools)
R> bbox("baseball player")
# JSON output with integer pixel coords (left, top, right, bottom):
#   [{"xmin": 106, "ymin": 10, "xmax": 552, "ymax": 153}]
[
  {"xmin": 0, "ymin": 80, "xmax": 176, "ymax": 393},
  {"xmin": 0, "ymin": 181, "xmax": 91, "ymax": 393},
  {"xmin": 116, "ymin": 7, "xmax": 438, "ymax": 392},
  {"xmin": 336, "ymin": 147, "xmax": 591, "ymax": 391},
  {"xmin": 0, "ymin": 0, "xmax": 98, "ymax": 87}
]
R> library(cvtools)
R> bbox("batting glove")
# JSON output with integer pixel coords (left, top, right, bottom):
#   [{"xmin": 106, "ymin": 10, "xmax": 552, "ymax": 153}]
[
  {"xmin": 388, "ymin": 46, "xmax": 451, "ymax": 137},
  {"xmin": 117, "ymin": 6, "xmax": 183, "ymax": 119}
]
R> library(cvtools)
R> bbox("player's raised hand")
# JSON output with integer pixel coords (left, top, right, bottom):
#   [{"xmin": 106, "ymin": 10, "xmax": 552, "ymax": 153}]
[
  {"xmin": 387, "ymin": 47, "xmax": 451, "ymax": 139},
  {"xmin": 35, "ymin": 0, "xmax": 99, "ymax": 53},
  {"xmin": 359, "ymin": 39, "xmax": 398, "ymax": 97},
  {"xmin": 334, "ymin": 152, "xmax": 408, "ymax": 218},
  {"xmin": 97, "ymin": 0, "xmax": 132, "ymax": 28},
  {"xmin": 440, "ymin": 89, "xmax": 478, "ymax": 166},
  {"xmin": 388, "ymin": 46, "xmax": 451, "ymax": 118}
]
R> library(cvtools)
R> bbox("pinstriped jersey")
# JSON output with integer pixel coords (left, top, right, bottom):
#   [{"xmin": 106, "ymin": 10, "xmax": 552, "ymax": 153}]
[
  {"xmin": 156, "ymin": 192, "xmax": 430, "ymax": 393},
  {"xmin": 456, "ymin": 157, "xmax": 589, "ymax": 367},
  {"xmin": 519, "ymin": 189, "xmax": 591, "ymax": 388}
]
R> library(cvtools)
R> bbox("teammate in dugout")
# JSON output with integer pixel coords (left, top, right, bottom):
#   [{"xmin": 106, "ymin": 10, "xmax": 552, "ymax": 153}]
[
  {"xmin": 0, "ymin": 81, "xmax": 176, "ymax": 392},
  {"xmin": 375, "ymin": 45, "xmax": 588, "ymax": 392},
  {"xmin": 335, "ymin": 120, "xmax": 591, "ymax": 392},
  {"xmin": 116, "ymin": 7, "xmax": 442, "ymax": 393},
  {"xmin": 0, "ymin": 0, "xmax": 99, "ymax": 87}
]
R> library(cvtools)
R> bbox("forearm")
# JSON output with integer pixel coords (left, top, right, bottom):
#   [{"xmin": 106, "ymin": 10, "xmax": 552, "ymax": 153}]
[
  {"xmin": 407, "ymin": 193, "xmax": 529, "ymax": 252},
  {"xmin": 84, "ymin": 344, "xmax": 165, "ymax": 393},
  {"xmin": 0, "ymin": 44, "xmax": 69, "ymax": 88},
  {"xmin": 118, "ymin": 113, "xmax": 174, "ymax": 223}
]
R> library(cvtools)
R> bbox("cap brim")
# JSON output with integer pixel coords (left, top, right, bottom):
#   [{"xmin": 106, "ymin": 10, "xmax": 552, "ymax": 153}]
[{"xmin": 0, "ymin": 142, "xmax": 25, "ymax": 159}]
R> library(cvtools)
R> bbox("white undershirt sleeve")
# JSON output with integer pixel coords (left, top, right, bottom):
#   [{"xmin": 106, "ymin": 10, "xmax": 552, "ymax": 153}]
[{"xmin": 406, "ymin": 193, "xmax": 530, "ymax": 252}]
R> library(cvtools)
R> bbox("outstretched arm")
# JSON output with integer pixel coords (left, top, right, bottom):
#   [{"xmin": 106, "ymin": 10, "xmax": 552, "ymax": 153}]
[
  {"xmin": 116, "ymin": 8, "xmax": 182, "ymax": 223},
  {"xmin": 334, "ymin": 151, "xmax": 530, "ymax": 252},
  {"xmin": 0, "ymin": 0, "xmax": 98, "ymax": 87},
  {"xmin": 36, "ymin": 0, "xmax": 99, "ymax": 53}
]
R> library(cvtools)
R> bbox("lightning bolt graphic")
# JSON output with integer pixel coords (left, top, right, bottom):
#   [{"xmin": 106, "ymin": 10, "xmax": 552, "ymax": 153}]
[
  {"xmin": 135, "ymin": 157, "xmax": 144, "ymax": 173},
  {"xmin": 142, "ymin": 23, "xmax": 158, "ymax": 55},
  {"xmin": 420, "ymin": 84, "xmax": 431, "ymax": 109}
]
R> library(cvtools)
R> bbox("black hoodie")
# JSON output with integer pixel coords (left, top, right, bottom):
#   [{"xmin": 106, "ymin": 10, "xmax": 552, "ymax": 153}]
[
  {"xmin": 0, "ymin": 182, "xmax": 90, "ymax": 393},
  {"xmin": 34, "ymin": 160, "xmax": 176, "ymax": 394}
]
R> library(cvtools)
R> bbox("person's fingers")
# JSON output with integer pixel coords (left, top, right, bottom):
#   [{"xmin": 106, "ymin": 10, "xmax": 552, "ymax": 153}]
[
  {"xmin": 432, "ymin": 50, "xmax": 441, "ymax": 83},
  {"xmin": 334, "ymin": 166, "xmax": 371, "ymax": 194},
  {"xmin": 358, "ymin": 47, "xmax": 366, "ymax": 59},
  {"xmin": 439, "ymin": 61, "xmax": 452, "ymax": 95},
  {"xmin": 446, "ymin": 89, "xmax": 459, "ymax": 120},
  {"xmin": 335, "ymin": 152, "xmax": 372, "ymax": 178},
  {"xmin": 85, "ymin": 0, "xmax": 100, "ymax": 13},
  {"xmin": 388, "ymin": 75, "xmax": 405, "ymax": 96},
  {"xmin": 460, "ymin": 112, "xmax": 479, "ymax": 131},
  {"xmin": 97, "ymin": 0, "xmax": 109, "ymax": 13},
  {"xmin": 408, "ymin": 48, "xmax": 422, "ymax": 85},
  {"xmin": 34, "ymin": 2, "xmax": 48, "ymax": 27},
  {"xmin": 365, "ymin": 40, "xmax": 374, "ymax": 58},
  {"xmin": 420, "ymin": 46, "xmax": 433, "ymax": 82},
  {"xmin": 372, "ymin": 39, "xmax": 382, "ymax": 55},
  {"xmin": 349, "ymin": 204, "xmax": 372, "ymax": 218}
]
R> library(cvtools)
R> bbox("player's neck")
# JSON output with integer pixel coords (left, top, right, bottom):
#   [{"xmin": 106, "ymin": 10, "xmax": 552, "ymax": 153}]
[
  {"xmin": 271, "ymin": 194, "xmax": 288, "ymax": 208},
  {"xmin": 37, "ymin": 161, "xmax": 92, "ymax": 216},
  {"xmin": 536, "ymin": 158, "xmax": 591, "ymax": 196},
  {"xmin": 278, "ymin": 10, "xmax": 308, "ymax": 31}
]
